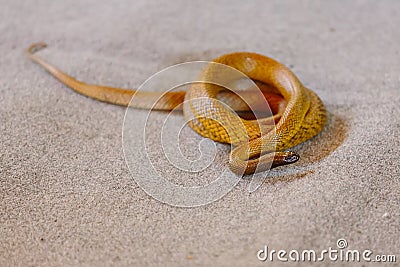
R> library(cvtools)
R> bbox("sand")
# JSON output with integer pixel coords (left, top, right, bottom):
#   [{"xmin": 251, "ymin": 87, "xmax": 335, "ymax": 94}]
[{"xmin": 1, "ymin": 1, "xmax": 399, "ymax": 266}]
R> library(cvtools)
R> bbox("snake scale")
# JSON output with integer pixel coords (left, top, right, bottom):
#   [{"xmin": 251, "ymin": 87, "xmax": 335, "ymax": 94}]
[{"xmin": 27, "ymin": 42, "xmax": 326, "ymax": 175}]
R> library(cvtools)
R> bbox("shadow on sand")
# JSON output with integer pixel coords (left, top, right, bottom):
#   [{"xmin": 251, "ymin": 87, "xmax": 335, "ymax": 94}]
[{"xmin": 262, "ymin": 109, "xmax": 349, "ymax": 185}]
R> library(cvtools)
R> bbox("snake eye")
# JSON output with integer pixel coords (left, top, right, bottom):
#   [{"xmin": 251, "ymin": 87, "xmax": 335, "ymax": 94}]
[{"xmin": 284, "ymin": 152, "xmax": 300, "ymax": 163}]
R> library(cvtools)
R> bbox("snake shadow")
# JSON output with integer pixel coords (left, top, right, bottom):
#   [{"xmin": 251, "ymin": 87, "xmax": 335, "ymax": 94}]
[{"xmin": 261, "ymin": 109, "xmax": 349, "ymax": 185}]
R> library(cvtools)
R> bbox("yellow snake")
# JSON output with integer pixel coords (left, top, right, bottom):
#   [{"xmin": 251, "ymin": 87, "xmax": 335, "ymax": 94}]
[{"xmin": 26, "ymin": 42, "xmax": 326, "ymax": 175}]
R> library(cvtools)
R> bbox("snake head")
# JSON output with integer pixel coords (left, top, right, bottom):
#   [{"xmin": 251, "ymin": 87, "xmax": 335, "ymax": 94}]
[{"xmin": 272, "ymin": 151, "xmax": 300, "ymax": 168}]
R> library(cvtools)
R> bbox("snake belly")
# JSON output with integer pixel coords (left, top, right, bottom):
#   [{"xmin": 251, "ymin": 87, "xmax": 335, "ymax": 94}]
[{"xmin": 26, "ymin": 43, "xmax": 326, "ymax": 175}]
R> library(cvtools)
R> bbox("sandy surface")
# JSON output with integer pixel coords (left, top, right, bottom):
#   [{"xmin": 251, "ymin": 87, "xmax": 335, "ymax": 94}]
[{"xmin": 1, "ymin": 1, "xmax": 399, "ymax": 266}]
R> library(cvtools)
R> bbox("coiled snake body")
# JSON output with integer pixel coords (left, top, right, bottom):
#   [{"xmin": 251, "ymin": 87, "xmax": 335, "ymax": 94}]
[{"xmin": 27, "ymin": 43, "xmax": 326, "ymax": 175}]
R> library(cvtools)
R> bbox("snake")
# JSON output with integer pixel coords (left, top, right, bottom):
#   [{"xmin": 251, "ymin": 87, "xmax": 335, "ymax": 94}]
[{"xmin": 26, "ymin": 42, "xmax": 326, "ymax": 175}]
